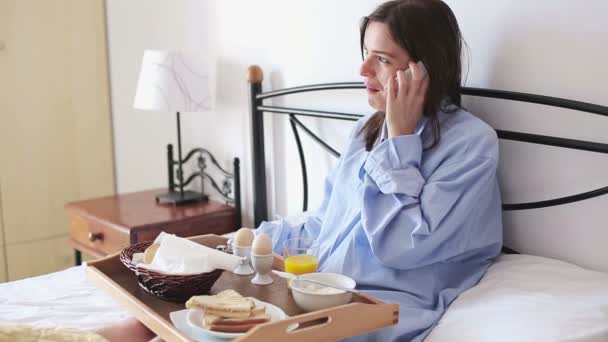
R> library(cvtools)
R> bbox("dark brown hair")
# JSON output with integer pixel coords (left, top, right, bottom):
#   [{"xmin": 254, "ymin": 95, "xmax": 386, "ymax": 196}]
[{"xmin": 359, "ymin": 0, "xmax": 464, "ymax": 150}]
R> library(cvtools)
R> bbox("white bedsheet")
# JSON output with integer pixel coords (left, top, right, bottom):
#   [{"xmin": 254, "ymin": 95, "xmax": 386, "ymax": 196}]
[{"xmin": 0, "ymin": 266, "xmax": 129, "ymax": 330}]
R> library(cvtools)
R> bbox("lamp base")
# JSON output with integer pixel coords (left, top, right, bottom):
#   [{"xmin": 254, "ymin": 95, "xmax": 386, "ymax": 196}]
[{"xmin": 156, "ymin": 190, "xmax": 209, "ymax": 205}]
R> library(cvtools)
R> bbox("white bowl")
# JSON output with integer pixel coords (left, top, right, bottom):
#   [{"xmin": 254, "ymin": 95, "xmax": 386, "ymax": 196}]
[{"xmin": 290, "ymin": 272, "xmax": 356, "ymax": 312}]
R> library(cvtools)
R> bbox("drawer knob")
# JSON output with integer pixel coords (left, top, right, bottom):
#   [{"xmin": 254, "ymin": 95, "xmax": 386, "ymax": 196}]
[{"xmin": 88, "ymin": 232, "xmax": 104, "ymax": 242}]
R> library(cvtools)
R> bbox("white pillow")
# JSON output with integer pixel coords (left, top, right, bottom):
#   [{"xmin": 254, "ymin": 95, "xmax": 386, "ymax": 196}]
[{"xmin": 426, "ymin": 254, "xmax": 608, "ymax": 342}]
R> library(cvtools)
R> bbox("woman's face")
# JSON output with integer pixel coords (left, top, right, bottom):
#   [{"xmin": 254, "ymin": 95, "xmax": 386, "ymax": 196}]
[{"xmin": 360, "ymin": 21, "xmax": 412, "ymax": 112}]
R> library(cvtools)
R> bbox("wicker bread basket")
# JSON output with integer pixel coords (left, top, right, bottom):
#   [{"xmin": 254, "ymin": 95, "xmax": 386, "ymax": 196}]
[{"xmin": 119, "ymin": 241, "xmax": 223, "ymax": 302}]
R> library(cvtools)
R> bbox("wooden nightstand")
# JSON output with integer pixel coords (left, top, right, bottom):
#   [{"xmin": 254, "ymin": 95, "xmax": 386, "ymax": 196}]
[{"xmin": 65, "ymin": 189, "xmax": 240, "ymax": 265}]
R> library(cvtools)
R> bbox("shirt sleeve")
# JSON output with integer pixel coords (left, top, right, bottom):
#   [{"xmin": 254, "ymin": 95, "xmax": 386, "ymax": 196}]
[{"xmin": 362, "ymin": 134, "xmax": 499, "ymax": 270}]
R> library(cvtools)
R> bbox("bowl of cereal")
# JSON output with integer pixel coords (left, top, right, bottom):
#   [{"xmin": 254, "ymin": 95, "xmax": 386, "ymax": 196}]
[{"xmin": 290, "ymin": 272, "xmax": 356, "ymax": 312}]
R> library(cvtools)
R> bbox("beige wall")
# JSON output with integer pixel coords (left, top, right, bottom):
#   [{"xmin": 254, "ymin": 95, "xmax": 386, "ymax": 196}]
[
  {"xmin": 6, "ymin": 237, "xmax": 73, "ymax": 281},
  {"xmin": 0, "ymin": 247, "xmax": 6, "ymax": 282},
  {"xmin": 0, "ymin": 0, "xmax": 114, "ymax": 281},
  {"xmin": 0, "ymin": 190, "xmax": 4, "ymax": 247},
  {"xmin": 0, "ymin": 195, "xmax": 5, "ymax": 282}
]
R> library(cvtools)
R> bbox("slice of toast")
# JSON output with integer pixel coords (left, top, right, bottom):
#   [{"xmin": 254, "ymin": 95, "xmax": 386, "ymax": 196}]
[
  {"xmin": 208, "ymin": 321, "xmax": 263, "ymax": 333},
  {"xmin": 203, "ymin": 298, "xmax": 267, "ymax": 323},
  {"xmin": 203, "ymin": 297, "xmax": 269, "ymax": 333},
  {"xmin": 186, "ymin": 290, "xmax": 255, "ymax": 318},
  {"xmin": 203, "ymin": 311, "xmax": 270, "ymax": 327},
  {"xmin": 246, "ymin": 298, "xmax": 266, "ymax": 316}
]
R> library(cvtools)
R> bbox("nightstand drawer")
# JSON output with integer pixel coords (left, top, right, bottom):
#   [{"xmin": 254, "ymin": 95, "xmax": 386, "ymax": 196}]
[{"xmin": 69, "ymin": 214, "xmax": 130, "ymax": 255}]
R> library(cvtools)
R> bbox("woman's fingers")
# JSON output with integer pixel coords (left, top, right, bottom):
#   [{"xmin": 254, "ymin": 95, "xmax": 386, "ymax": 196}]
[
  {"xmin": 409, "ymin": 62, "xmax": 426, "ymax": 97},
  {"xmin": 385, "ymin": 75, "xmax": 392, "ymax": 114},
  {"xmin": 419, "ymin": 75, "xmax": 430, "ymax": 97},
  {"xmin": 396, "ymin": 70, "xmax": 409, "ymax": 98},
  {"xmin": 385, "ymin": 74, "xmax": 395, "ymax": 100},
  {"xmin": 410, "ymin": 61, "xmax": 422, "ymax": 81}
]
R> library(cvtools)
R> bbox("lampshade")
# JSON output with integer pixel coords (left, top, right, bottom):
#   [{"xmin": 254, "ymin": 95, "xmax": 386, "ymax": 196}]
[{"xmin": 133, "ymin": 50, "xmax": 211, "ymax": 112}]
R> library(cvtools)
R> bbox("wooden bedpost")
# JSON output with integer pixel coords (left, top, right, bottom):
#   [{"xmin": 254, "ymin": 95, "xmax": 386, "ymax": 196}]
[{"xmin": 248, "ymin": 65, "xmax": 268, "ymax": 226}]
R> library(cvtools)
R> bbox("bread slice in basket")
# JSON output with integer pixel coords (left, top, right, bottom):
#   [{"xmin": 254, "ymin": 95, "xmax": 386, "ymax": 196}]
[{"xmin": 186, "ymin": 290, "xmax": 271, "ymax": 333}]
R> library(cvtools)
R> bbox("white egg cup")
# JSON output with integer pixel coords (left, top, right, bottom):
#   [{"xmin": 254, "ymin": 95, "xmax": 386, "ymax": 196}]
[
  {"xmin": 250, "ymin": 254, "xmax": 274, "ymax": 285},
  {"xmin": 232, "ymin": 245, "xmax": 254, "ymax": 275}
]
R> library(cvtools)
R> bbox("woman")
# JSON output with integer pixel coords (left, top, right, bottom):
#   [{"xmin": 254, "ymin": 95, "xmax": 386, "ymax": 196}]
[{"xmin": 257, "ymin": 0, "xmax": 502, "ymax": 341}]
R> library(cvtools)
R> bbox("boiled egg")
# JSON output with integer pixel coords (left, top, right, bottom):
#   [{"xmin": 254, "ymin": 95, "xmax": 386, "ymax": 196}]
[
  {"xmin": 252, "ymin": 233, "xmax": 272, "ymax": 255},
  {"xmin": 234, "ymin": 227, "xmax": 254, "ymax": 247}
]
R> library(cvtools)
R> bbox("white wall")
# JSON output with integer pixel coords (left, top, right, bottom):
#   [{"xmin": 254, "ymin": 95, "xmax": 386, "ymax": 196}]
[
  {"xmin": 445, "ymin": 0, "xmax": 608, "ymax": 272},
  {"xmin": 106, "ymin": 0, "xmax": 608, "ymax": 271},
  {"xmin": 105, "ymin": 0, "xmax": 214, "ymax": 194}
]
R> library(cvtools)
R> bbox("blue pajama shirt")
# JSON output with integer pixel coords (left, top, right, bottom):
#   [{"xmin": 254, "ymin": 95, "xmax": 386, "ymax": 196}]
[{"xmin": 257, "ymin": 108, "xmax": 503, "ymax": 341}]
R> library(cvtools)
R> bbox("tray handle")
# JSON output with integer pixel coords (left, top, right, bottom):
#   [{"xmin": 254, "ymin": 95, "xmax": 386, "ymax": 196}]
[{"xmin": 237, "ymin": 301, "xmax": 399, "ymax": 342}]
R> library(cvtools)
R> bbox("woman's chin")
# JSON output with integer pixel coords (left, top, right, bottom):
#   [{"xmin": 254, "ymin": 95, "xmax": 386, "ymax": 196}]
[{"xmin": 367, "ymin": 97, "xmax": 386, "ymax": 112}]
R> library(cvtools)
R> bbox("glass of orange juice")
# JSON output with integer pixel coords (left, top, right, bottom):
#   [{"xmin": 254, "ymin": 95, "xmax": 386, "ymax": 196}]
[{"xmin": 283, "ymin": 238, "xmax": 319, "ymax": 275}]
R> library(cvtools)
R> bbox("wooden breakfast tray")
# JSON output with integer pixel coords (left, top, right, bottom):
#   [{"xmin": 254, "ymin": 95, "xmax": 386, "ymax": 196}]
[{"xmin": 86, "ymin": 234, "xmax": 398, "ymax": 341}]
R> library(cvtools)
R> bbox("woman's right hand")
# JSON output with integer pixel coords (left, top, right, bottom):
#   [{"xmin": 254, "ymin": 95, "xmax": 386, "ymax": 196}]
[{"xmin": 385, "ymin": 61, "xmax": 429, "ymax": 138}]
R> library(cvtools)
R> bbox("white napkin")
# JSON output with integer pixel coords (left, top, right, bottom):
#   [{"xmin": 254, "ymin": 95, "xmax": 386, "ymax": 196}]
[{"xmin": 136, "ymin": 232, "xmax": 243, "ymax": 275}]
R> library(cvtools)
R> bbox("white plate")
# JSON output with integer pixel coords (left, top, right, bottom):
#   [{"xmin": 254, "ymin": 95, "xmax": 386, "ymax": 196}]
[
  {"xmin": 170, "ymin": 309, "xmax": 224, "ymax": 342},
  {"xmin": 182, "ymin": 298, "xmax": 290, "ymax": 340}
]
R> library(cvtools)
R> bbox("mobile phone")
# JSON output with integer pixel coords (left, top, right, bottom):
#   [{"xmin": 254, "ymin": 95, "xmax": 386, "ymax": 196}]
[
  {"xmin": 384, "ymin": 61, "xmax": 427, "ymax": 93},
  {"xmin": 404, "ymin": 61, "xmax": 427, "ymax": 81}
]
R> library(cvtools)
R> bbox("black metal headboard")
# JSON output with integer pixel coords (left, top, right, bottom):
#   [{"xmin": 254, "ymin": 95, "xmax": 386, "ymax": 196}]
[{"xmin": 246, "ymin": 66, "xmax": 608, "ymax": 236}]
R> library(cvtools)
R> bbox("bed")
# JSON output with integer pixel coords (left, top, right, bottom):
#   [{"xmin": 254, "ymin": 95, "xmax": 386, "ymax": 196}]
[{"xmin": 1, "ymin": 67, "xmax": 608, "ymax": 342}]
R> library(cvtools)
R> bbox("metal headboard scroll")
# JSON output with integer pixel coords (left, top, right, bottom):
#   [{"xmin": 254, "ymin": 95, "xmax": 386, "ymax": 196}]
[
  {"xmin": 247, "ymin": 65, "xmax": 608, "ymax": 227},
  {"xmin": 166, "ymin": 144, "xmax": 241, "ymax": 227}
]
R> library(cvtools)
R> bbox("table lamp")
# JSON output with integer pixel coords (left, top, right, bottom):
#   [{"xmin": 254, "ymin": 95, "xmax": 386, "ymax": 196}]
[{"xmin": 133, "ymin": 49, "xmax": 212, "ymax": 205}]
